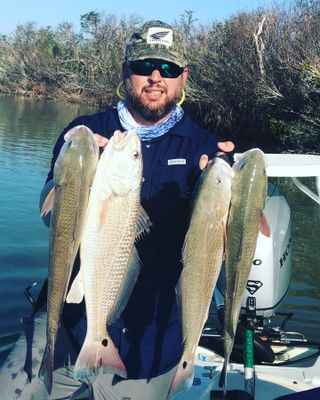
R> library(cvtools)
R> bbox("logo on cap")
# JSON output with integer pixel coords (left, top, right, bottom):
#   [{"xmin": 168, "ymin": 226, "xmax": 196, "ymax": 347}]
[{"xmin": 147, "ymin": 27, "xmax": 173, "ymax": 47}]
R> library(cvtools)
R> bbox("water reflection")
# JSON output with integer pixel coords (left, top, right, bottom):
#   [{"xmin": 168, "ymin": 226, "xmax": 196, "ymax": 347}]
[
  {"xmin": 267, "ymin": 177, "xmax": 320, "ymax": 339},
  {"xmin": 0, "ymin": 94, "xmax": 97, "ymax": 168},
  {"xmin": 0, "ymin": 94, "xmax": 98, "ymax": 357}
]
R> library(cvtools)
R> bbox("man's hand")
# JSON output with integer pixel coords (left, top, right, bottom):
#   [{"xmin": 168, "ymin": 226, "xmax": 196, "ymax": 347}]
[
  {"xmin": 199, "ymin": 141, "xmax": 235, "ymax": 170},
  {"xmin": 216, "ymin": 140, "xmax": 234, "ymax": 155},
  {"xmin": 94, "ymin": 133, "xmax": 109, "ymax": 148}
]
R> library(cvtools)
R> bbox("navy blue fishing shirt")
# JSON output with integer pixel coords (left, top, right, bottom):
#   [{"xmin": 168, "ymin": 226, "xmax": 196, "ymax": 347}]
[{"xmin": 45, "ymin": 107, "xmax": 219, "ymax": 379}]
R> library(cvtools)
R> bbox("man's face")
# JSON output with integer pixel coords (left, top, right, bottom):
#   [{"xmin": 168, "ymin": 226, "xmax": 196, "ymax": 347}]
[{"xmin": 124, "ymin": 59, "xmax": 188, "ymax": 123}]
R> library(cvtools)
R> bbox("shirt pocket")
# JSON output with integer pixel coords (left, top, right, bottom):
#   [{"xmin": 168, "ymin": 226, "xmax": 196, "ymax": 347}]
[{"xmin": 154, "ymin": 161, "xmax": 192, "ymax": 200}]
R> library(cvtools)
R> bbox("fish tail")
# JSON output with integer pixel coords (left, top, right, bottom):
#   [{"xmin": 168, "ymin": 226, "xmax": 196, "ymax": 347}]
[
  {"xmin": 219, "ymin": 329, "xmax": 234, "ymax": 388},
  {"xmin": 74, "ymin": 337, "xmax": 127, "ymax": 380},
  {"xmin": 167, "ymin": 358, "xmax": 194, "ymax": 400},
  {"xmin": 219, "ymin": 357, "xmax": 229, "ymax": 388},
  {"xmin": 100, "ymin": 337, "xmax": 127, "ymax": 378},
  {"xmin": 38, "ymin": 341, "xmax": 54, "ymax": 394}
]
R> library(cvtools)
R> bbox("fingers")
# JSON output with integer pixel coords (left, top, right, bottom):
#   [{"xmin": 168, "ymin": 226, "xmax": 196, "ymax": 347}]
[
  {"xmin": 217, "ymin": 141, "xmax": 235, "ymax": 153},
  {"xmin": 199, "ymin": 154, "xmax": 209, "ymax": 170},
  {"xmin": 94, "ymin": 134, "xmax": 109, "ymax": 148},
  {"xmin": 199, "ymin": 140, "xmax": 235, "ymax": 171}
]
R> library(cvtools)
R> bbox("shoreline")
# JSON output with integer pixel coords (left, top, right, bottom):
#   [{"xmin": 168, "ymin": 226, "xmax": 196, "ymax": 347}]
[{"xmin": 0, "ymin": 86, "xmax": 97, "ymax": 106}]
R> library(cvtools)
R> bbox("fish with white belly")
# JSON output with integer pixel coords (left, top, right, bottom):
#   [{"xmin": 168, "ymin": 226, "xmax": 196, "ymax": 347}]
[{"xmin": 67, "ymin": 130, "xmax": 150, "ymax": 380}]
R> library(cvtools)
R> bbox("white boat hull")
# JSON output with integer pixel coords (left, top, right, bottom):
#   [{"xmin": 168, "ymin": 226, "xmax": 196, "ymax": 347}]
[{"xmin": 174, "ymin": 346, "xmax": 320, "ymax": 400}]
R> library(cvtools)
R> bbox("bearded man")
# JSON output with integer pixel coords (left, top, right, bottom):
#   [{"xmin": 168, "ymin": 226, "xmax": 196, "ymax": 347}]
[{"xmin": 14, "ymin": 20, "xmax": 234, "ymax": 400}]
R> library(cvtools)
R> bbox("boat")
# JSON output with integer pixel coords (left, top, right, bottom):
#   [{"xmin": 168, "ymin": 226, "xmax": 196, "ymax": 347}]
[
  {"xmin": 175, "ymin": 153, "xmax": 320, "ymax": 400},
  {"xmin": 1, "ymin": 153, "xmax": 320, "ymax": 399}
]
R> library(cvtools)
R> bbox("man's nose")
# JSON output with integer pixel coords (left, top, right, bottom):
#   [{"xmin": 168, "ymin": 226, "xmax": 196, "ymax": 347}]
[{"xmin": 148, "ymin": 69, "xmax": 162, "ymax": 82}]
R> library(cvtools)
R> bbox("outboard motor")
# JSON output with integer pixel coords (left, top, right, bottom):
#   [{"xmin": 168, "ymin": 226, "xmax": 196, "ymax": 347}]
[
  {"xmin": 240, "ymin": 182, "xmax": 292, "ymax": 318},
  {"xmin": 204, "ymin": 182, "xmax": 293, "ymax": 364},
  {"xmin": 215, "ymin": 182, "xmax": 292, "ymax": 319},
  {"xmin": 200, "ymin": 154, "xmax": 320, "ymax": 370}
]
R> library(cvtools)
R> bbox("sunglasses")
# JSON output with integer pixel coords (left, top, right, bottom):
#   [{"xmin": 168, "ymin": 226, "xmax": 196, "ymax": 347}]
[{"xmin": 128, "ymin": 59, "xmax": 184, "ymax": 78}]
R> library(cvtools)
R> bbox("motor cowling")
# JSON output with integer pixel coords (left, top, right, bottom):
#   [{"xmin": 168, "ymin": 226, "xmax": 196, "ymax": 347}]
[
  {"xmin": 240, "ymin": 182, "xmax": 292, "ymax": 318},
  {"xmin": 215, "ymin": 183, "xmax": 292, "ymax": 319}
]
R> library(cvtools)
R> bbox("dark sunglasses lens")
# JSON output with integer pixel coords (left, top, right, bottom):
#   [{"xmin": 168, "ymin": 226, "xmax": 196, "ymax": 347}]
[
  {"xmin": 129, "ymin": 61, "xmax": 154, "ymax": 76},
  {"xmin": 160, "ymin": 63, "xmax": 183, "ymax": 78},
  {"xmin": 129, "ymin": 60, "xmax": 183, "ymax": 78}
]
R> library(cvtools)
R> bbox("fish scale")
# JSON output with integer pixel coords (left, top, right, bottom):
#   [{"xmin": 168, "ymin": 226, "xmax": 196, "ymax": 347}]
[
  {"xmin": 219, "ymin": 148, "xmax": 267, "ymax": 389},
  {"xmin": 66, "ymin": 130, "xmax": 150, "ymax": 380},
  {"xmin": 167, "ymin": 158, "xmax": 234, "ymax": 399},
  {"xmin": 84, "ymin": 193, "xmax": 139, "ymax": 336},
  {"xmin": 38, "ymin": 125, "xmax": 99, "ymax": 395}
]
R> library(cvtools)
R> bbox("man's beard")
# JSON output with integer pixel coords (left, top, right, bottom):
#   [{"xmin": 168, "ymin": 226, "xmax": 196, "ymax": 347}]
[{"xmin": 125, "ymin": 80, "xmax": 182, "ymax": 122}]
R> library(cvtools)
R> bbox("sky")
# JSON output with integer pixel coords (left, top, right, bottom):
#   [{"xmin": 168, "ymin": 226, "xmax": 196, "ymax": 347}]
[{"xmin": 0, "ymin": 0, "xmax": 280, "ymax": 35}]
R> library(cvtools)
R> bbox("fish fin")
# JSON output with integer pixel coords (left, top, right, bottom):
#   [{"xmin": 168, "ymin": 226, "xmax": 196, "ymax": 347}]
[
  {"xmin": 167, "ymin": 357, "xmax": 194, "ymax": 399},
  {"xmin": 223, "ymin": 220, "xmax": 228, "ymax": 254},
  {"xmin": 175, "ymin": 274, "xmax": 183, "ymax": 315},
  {"xmin": 108, "ymin": 247, "xmax": 141, "ymax": 324},
  {"xmin": 40, "ymin": 186, "xmax": 56, "ymax": 217},
  {"xmin": 66, "ymin": 271, "xmax": 84, "ymax": 303},
  {"xmin": 181, "ymin": 230, "xmax": 190, "ymax": 265},
  {"xmin": 260, "ymin": 212, "xmax": 271, "ymax": 237},
  {"xmin": 74, "ymin": 337, "xmax": 127, "ymax": 380},
  {"xmin": 135, "ymin": 207, "xmax": 151, "ymax": 241},
  {"xmin": 97, "ymin": 199, "xmax": 109, "ymax": 230},
  {"xmin": 38, "ymin": 340, "xmax": 54, "ymax": 395}
]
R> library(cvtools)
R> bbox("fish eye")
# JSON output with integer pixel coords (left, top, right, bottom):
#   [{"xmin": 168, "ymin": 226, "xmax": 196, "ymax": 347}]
[{"xmin": 131, "ymin": 150, "xmax": 139, "ymax": 159}]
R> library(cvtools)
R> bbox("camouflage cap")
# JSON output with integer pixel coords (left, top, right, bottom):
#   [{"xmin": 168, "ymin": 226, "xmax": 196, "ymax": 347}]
[{"xmin": 125, "ymin": 20, "xmax": 187, "ymax": 67}]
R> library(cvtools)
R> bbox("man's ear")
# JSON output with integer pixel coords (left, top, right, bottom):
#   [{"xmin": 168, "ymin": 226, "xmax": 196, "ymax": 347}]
[{"xmin": 182, "ymin": 67, "xmax": 189, "ymax": 84}]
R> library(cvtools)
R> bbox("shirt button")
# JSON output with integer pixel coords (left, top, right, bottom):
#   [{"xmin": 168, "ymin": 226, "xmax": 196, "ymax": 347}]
[
  {"xmin": 145, "ymin": 143, "xmax": 151, "ymax": 148},
  {"xmin": 122, "ymin": 327, "xmax": 129, "ymax": 334},
  {"xmin": 142, "ymin": 177, "xmax": 145, "ymax": 182}
]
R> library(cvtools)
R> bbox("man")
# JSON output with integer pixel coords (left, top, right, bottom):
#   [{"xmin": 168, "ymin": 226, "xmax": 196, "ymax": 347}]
[{"xmin": 14, "ymin": 20, "xmax": 233, "ymax": 400}]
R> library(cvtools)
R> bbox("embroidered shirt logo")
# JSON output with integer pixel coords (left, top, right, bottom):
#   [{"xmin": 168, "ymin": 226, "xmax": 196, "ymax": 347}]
[
  {"xmin": 168, "ymin": 158, "xmax": 186, "ymax": 166},
  {"xmin": 147, "ymin": 28, "xmax": 173, "ymax": 47}
]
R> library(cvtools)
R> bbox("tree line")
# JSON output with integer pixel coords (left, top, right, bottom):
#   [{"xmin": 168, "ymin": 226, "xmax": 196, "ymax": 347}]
[{"xmin": 0, "ymin": 1, "xmax": 319, "ymax": 153}]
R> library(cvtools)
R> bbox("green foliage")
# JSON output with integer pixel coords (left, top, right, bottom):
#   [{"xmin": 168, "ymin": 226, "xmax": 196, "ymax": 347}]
[
  {"xmin": 179, "ymin": 10, "xmax": 197, "ymax": 38},
  {"xmin": 80, "ymin": 11, "xmax": 101, "ymax": 35},
  {"xmin": 269, "ymin": 118, "xmax": 291, "ymax": 147},
  {"xmin": 269, "ymin": 107, "xmax": 320, "ymax": 154}
]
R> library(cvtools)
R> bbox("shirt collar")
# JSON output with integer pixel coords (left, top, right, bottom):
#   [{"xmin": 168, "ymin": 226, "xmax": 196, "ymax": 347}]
[
  {"xmin": 108, "ymin": 107, "xmax": 123, "ymax": 130},
  {"xmin": 167, "ymin": 111, "xmax": 192, "ymax": 137},
  {"xmin": 108, "ymin": 107, "xmax": 192, "ymax": 138}
]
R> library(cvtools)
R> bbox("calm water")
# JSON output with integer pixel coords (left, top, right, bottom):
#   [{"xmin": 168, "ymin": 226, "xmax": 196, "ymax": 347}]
[
  {"xmin": 0, "ymin": 94, "xmax": 98, "ymax": 360},
  {"xmin": 0, "ymin": 94, "xmax": 319, "ymax": 365}
]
